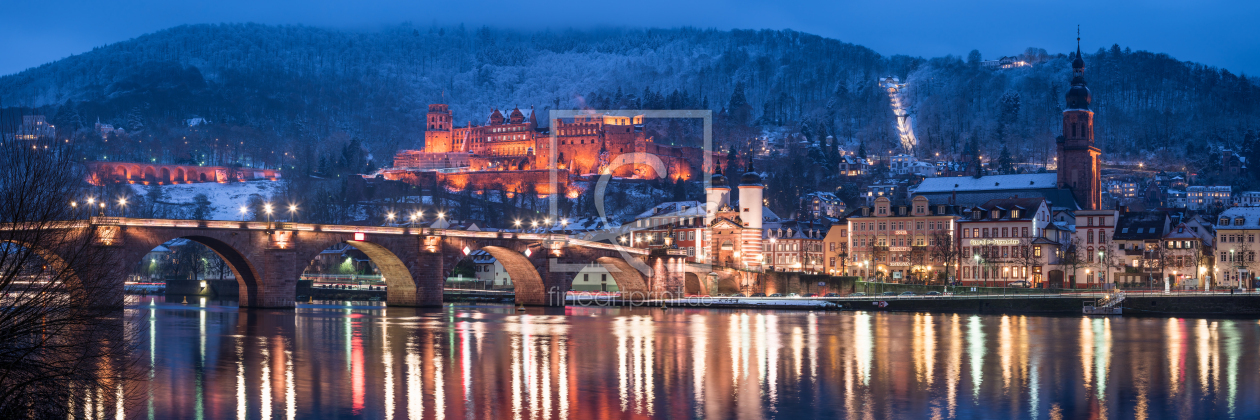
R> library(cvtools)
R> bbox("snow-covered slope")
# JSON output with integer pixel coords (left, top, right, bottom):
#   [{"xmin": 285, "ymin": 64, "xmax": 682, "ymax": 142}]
[{"xmin": 129, "ymin": 181, "xmax": 285, "ymax": 220}]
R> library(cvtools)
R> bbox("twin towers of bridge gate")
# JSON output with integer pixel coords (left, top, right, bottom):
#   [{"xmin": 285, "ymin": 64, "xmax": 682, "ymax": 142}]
[
  {"xmin": 1057, "ymin": 33, "xmax": 1103, "ymax": 211},
  {"xmin": 704, "ymin": 163, "xmax": 765, "ymax": 269}
]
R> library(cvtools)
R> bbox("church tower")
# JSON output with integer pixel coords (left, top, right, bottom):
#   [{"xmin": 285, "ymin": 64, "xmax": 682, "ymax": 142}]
[{"xmin": 1056, "ymin": 34, "xmax": 1102, "ymax": 210}]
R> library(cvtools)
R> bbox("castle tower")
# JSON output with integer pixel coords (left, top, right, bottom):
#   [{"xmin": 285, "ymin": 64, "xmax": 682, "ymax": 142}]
[
  {"xmin": 424, "ymin": 104, "xmax": 453, "ymax": 153},
  {"xmin": 738, "ymin": 164, "xmax": 764, "ymax": 268},
  {"xmin": 1057, "ymin": 34, "xmax": 1102, "ymax": 210}
]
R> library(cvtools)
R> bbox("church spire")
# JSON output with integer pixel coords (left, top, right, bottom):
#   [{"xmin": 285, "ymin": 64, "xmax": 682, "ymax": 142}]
[
  {"xmin": 1066, "ymin": 27, "xmax": 1091, "ymax": 110},
  {"xmin": 1072, "ymin": 25, "xmax": 1085, "ymax": 74}
]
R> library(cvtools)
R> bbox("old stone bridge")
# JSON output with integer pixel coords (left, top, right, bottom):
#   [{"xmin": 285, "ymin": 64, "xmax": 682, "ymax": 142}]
[{"xmin": 26, "ymin": 217, "xmax": 687, "ymax": 308}]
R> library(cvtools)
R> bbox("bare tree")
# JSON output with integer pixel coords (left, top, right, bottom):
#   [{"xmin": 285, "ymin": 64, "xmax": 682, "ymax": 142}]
[
  {"xmin": 1097, "ymin": 243, "xmax": 1125, "ymax": 289},
  {"xmin": 929, "ymin": 231, "xmax": 959, "ymax": 285},
  {"xmin": 1060, "ymin": 237, "xmax": 1087, "ymax": 288},
  {"xmin": 0, "ymin": 134, "xmax": 141, "ymax": 418},
  {"xmin": 1014, "ymin": 243, "xmax": 1039, "ymax": 287},
  {"xmin": 1195, "ymin": 243, "xmax": 1213, "ymax": 290}
]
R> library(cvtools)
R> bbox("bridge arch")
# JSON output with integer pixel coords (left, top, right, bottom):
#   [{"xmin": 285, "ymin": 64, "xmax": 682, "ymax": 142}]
[
  {"xmin": 159, "ymin": 167, "xmax": 171, "ymax": 183},
  {"xmin": 0, "ymin": 237, "xmax": 132, "ymax": 307},
  {"xmin": 684, "ymin": 272, "xmax": 706, "ymax": 296},
  {"xmin": 143, "ymin": 166, "xmax": 157, "ymax": 183},
  {"xmin": 175, "ymin": 168, "xmax": 186, "ymax": 183},
  {"xmin": 592, "ymin": 256, "xmax": 648, "ymax": 295},
  {"xmin": 127, "ymin": 234, "xmax": 264, "ymax": 305},
  {"xmin": 114, "ymin": 165, "xmax": 127, "ymax": 181},
  {"xmin": 172, "ymin": 235, "xmax": 264, "ymax": 305},
  {"xmin": 338, "ymin": 240, "xmax": 415, "ymax": 303},
  {"xmin": 716, "ymin": 273, "xmax": 741, "ymax": 295},
  {"xmin": 0, "ymin": 239, "xmax": 79, "ymax": 287},
  {"xmin": 477, "ymin": 246, "xmax": 545, "ymax": 303}
]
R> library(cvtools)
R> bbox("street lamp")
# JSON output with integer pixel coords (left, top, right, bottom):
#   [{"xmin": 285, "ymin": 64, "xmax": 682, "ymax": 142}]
[
  {"xmin": 118, "ymin": 197, "xmax": 128, "ymax": 217},
  {"xmin": 264, "ymin": 203, "xmax": 274, "ymax": 229},
  {"xmin": 386, "ymin": 212, "xmax": 395, "ymax": 225},
  {"xmin": 1098, "ymin": 251, "xmax": 1106, "ymax": 284},
  {"xmin": 239, "ymin": 206, "xmax": 248, "ymax": 221},
  {"xmin": 288, "ymin": 204, "xmax": 298, "ymax": 222}
]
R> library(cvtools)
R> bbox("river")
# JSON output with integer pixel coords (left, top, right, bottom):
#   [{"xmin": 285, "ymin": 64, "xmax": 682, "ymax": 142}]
[{"xmin": 124, "ymin": 297, "xmax": 1260, "ymax": 419}]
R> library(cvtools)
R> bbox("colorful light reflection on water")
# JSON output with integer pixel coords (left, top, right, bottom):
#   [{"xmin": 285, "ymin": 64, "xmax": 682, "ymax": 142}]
[{"xmin": 126, "ymin": 297, "xmax": 1260, "ymax": 419}]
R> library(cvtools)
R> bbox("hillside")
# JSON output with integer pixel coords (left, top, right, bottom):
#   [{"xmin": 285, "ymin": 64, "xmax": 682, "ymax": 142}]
[{"xmin": 1, "ymin": 23, "xmax": 1257, "ymax": 179}]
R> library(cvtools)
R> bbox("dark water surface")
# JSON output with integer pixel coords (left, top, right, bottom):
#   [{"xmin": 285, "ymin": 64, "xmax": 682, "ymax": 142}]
[{"xmin": 127, "ymin": 297, "xmax": 1260, "ymax": 419}]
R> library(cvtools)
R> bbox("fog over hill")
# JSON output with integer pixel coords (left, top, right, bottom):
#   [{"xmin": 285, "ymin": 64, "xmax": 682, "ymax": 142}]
[{"xmin": 1, "ymin": 23, "xmax": 1256, "ymax": 174}]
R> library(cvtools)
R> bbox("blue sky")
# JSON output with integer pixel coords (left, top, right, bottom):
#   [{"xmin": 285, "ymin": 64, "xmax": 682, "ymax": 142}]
[{"xmin": 2, "ymin": 0, "xmax": 1257, "ymax": 77}]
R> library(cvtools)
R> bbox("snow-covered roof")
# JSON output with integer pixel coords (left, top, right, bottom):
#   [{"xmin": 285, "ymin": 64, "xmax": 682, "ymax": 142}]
[
  {"xmin": 914, "ymin": 173, "xmax": 1058, "ymax": 193},
  {"xmin": 633, "ymin": 201, "xmax": 706, "ymax": 220},
  {"xmin": 1215, "ymin": 207, "xmax": 1260, "ymax": 230},
  {"xmin": 468, "ymin": 249, "xmax": 497, "ymax": 264},
  {"xmin": 763, "ymin": 206, "xmax": 780, "ymax": 222}
]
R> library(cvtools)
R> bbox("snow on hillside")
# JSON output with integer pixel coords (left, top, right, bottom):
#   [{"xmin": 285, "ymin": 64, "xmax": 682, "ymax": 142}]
[{"xmin": 129, "ymin": 181, "xmax": 285, "ymax": 220}]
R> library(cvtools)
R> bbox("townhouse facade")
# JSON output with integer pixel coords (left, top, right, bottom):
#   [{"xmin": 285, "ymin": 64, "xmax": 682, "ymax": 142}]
[
  {"xmin": 957, "ymin": 198, "xmax": 1054, "ymax": 287},
  {"xmin": 847, "ymin": 196, "xmax": 960, "ymax": 283},
  {"xmin": 1214, "ymin": 207, "xmax": 1260, "ymax": 289}
]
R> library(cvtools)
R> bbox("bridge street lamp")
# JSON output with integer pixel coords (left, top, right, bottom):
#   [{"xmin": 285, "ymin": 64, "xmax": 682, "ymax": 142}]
[
  {"xmin": 264, "ymin": 203, "xmax": 274, "ymax": 230},
  {"xmin": 288, "ymin": 204, "xmax": 298, "ymax": 223},
  {"xmin": 239, "ymin": 206, "xmax": 248, "ymax": 222},
  {"xmin": 386, "ymin": 211, "xmax": 396, "ymax": 226},
  {"xmin": 117, "ymin": 197, "xmax": 127, "ymax": 217}
]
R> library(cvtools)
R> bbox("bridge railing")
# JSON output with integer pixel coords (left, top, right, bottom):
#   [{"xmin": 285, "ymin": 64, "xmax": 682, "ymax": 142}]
[{"xmin": 77, "ymin": 217, "xmax": 647, "ymax": 254}]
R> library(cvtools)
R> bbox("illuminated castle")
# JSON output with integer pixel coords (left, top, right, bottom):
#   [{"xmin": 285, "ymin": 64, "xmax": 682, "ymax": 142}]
[{"xmin": 393, "ymin": 104, "xmax": 718, "ymax": 181}]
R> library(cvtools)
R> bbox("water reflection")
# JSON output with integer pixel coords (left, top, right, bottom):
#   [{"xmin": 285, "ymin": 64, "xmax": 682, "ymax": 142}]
[{"xmin": 126, "ymin": 299, "xmax": 1260, "ymax": 419}]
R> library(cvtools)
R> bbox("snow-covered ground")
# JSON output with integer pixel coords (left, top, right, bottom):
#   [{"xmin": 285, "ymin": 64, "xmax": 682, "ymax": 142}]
[{"xmin": 129, "ymin": 181, "xmax": 285, "ymax": 220}]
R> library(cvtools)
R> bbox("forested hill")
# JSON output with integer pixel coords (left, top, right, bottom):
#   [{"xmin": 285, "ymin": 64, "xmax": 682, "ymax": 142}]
[{"xmin": 0, "ymin": 23, "xmax": 1256, "ymax": 174}]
